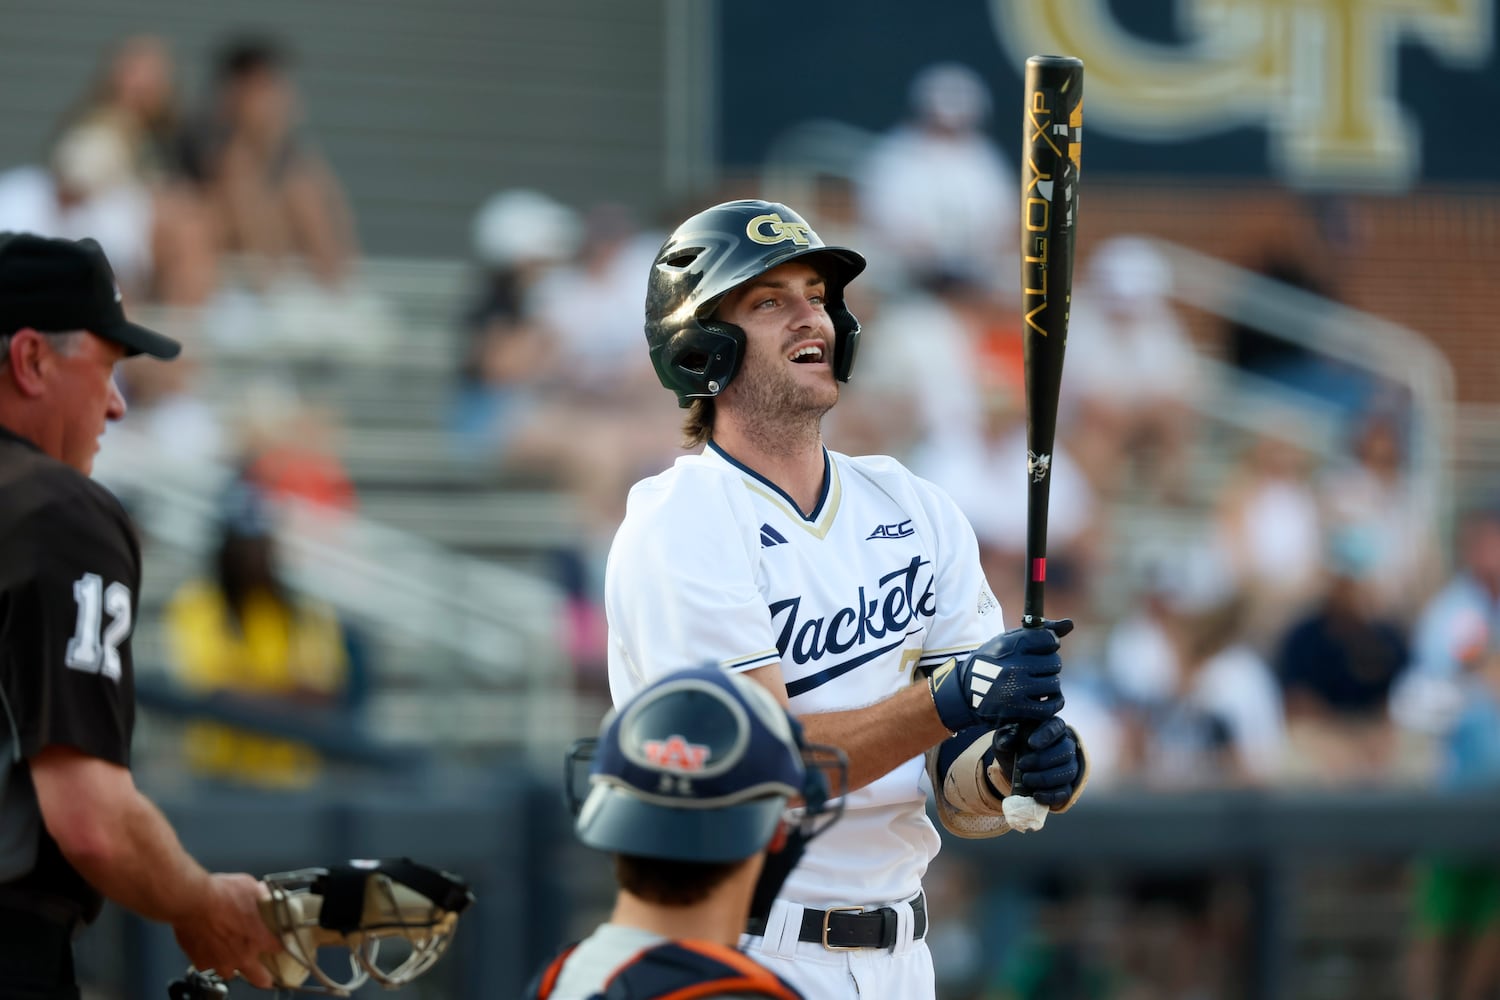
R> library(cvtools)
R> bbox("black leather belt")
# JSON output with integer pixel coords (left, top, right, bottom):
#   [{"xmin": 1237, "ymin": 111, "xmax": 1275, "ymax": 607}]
[{"xmin": 745, "ymin": 893, "xmax": 927, "ymax": 951}]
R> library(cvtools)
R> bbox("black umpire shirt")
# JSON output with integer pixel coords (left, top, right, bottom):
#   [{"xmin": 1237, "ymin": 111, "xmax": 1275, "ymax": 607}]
[{"xmin": 0, "ymin": 423, "xmax": 139, "ymax": 926}]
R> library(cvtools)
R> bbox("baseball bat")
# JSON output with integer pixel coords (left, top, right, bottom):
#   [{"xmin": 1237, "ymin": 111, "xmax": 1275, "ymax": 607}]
[{"xmin": 1006, "ymin": 54, "xmax": 1083, "ymax": 832}]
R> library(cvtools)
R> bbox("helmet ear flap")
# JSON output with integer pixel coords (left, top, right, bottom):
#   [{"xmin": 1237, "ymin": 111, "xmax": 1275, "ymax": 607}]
[
  {"xmin": 829, "ymin": 307, "xmax": 861, "ymax": 384},
  {"xmin": 653, "ymin": 320, "xmax": 745, "ymax": 407}
]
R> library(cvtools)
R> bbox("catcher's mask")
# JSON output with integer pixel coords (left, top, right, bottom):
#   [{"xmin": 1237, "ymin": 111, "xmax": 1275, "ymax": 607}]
[
  {"xmin": 644, "ymin": 199, "xmax": 867, "ymax": 407},
  {"xmin": 565, "ymin": 665, "xmax": 846, "ymax": 882},
  {"xmin": 253, "ymin": 858, "xmax": 473, "ymax": 995}
]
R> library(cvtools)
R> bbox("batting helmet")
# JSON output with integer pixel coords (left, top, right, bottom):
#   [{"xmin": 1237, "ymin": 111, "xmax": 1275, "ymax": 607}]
[
  {"xmin": 644, "ymin": 200, "xmax": 867, "ymax": 407},
  {"xmin": 566, "ymin": 665, "xmax": 845, "ymax": 863}
]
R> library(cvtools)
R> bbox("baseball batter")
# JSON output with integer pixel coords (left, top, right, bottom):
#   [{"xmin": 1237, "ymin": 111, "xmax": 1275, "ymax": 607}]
[{"xmin": 606, "ymin": 200, "xmax": 1089, "ymax": 999}]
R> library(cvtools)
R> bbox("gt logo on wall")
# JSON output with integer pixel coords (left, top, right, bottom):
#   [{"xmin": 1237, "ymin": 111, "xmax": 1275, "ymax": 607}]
[{"xmin": 993, "ymin": 0, "xmax": 1493, "ymax": 189}]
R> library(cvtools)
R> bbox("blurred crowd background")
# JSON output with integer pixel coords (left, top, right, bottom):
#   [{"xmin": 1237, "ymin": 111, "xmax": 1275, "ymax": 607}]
[{"xmin": 2, "ymin": 2, "xmax": 1498, "ymax": 998}]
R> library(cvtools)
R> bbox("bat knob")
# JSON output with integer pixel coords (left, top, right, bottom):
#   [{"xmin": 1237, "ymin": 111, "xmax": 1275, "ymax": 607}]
[{"xmin": 1020, "ymin": 616, "xmax": 1074, "ymax": 638}]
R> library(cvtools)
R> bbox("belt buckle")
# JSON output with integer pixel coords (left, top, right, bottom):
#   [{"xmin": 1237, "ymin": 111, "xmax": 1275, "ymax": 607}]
[{"xmin": 820, "ymin": 905, "xmax": 865, "ymax": 951}]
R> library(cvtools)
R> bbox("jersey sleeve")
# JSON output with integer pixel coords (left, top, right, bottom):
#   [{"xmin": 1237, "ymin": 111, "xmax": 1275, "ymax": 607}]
[
  {"xmin": 605, "ymin": 470, "xmax": 782, "ymax": 697},
  {"xmin": 910, "ymin": 475, "xmax": 1003, "ymax": 676},
  {"xmin": 3, "ymin": 494, "xmax": 138, "ymax": 766}
]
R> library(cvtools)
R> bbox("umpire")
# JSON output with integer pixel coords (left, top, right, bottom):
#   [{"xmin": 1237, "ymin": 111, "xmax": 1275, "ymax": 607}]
[{"xmin": 0, "ymin": 232, "xmax": 281, "ymax": 998}]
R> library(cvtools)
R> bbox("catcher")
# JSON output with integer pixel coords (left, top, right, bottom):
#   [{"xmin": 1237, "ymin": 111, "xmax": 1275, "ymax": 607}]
[{"xmin": 526, "ymin": 664, "xmax": 847, "ymax": 999}]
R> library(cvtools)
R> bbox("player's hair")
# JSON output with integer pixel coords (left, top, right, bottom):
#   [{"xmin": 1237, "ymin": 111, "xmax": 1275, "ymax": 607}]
[
  {"xmin": 614, "ymin": 854, "xmax": 743, "ymax": 907},
  {"xmin": 681, "ymin": 398, "xmax": 714, "ymax": 449}
]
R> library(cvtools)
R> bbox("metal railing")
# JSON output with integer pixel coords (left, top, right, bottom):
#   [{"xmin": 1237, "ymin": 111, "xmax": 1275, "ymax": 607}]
[
  {"xmin": 93, "ymin": 425, "xmax": 578, "ymax": 759},
  {"xmin": 1155, "ymin": 238, "xmax": 1458, "ymax": 546}
]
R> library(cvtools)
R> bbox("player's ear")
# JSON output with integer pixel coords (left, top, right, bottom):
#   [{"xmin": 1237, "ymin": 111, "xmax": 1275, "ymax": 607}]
[{"xmin": 765, "ymin": 819, "xmax": 790, "ymax": 854}]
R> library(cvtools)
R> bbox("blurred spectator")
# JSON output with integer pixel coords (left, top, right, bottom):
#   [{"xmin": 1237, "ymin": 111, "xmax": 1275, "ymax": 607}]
[
  {"xmin": 529, "ymin": 201, "xmax": 662, "ymax": 395},
  {"xmin": 1162, "ymin": 599, "xmax": 1286, "ymax": 787},
  {"xmin": 456, "ymin": 194, "xmax": 679, "ymax": 533},
  {"xmin": 0, "ymin": 122, "xmax": 154, "ymax": 297},
  {"xmin": 1404, "ymin": 650, "xmax": 1500, "ymax": 1000},
  {"xmin": 250, "ymin": 433, "xmax": 357, "ymax": 517},
  {"xmin": 448, "ymin": 188, "xmax": 578, "ymax": 463},
  {"xmin": 450, "ymin": 190, "xmax": 666, "ymax": 683},
  {"xmin": 49, "ymin": 35, "xmax": 219, "ymax": 304},
  {"xmin": 1393, "ymin": 504, "xmax": 1500, "ymax": 1000},
  {"xmin": 236, "ymin": 383, "xmax": 358, "ymax": 515},
  {"xmin": 1116, "ymin": 544, "xmax": 1286, "ymax": 787},
  {"xmin": 58, "ymin": 36, "xmax": 181, "ymax": 184},
  {"xmin": 1273, "ymin": 526, "xmax": 1410, "ymax": 786},
  {"xmin": 1212, "ymin": 425, "xmax": 1326, "ymax": 652},
  {"xmin": 164, "ymin": 481, "xmax": 355, "ymax": 789},
  {"xmin": 1318, "ymin": 406, "xmax": 1440, "ymax": 622},
  {"xmin": 1391, "ymin": 504, "xmax": 1500, "ymax": 737},
  {"xmin": 1104, "ymin": 556, "xmax": 1186, "ymax": 716},
  {"xmin": 856, "ymin": 62, "xmax": 1015, "ymax": 294},
  {"xmin": 1063, "ymin": 236, "xmax": 1201, "ymax": 501},
  {"xmin": 178, "ymin": 34, "xmax": 357, "ymax": 290}
]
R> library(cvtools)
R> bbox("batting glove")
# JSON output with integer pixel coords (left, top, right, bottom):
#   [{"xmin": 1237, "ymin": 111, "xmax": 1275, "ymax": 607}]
[
  {"xmin": 992, "ymin": 716, "xmax": 1083, "ymax": 807},
  {"xmin": 928, "ymin": 620, "xmax": 1071, "ymax": 735}
]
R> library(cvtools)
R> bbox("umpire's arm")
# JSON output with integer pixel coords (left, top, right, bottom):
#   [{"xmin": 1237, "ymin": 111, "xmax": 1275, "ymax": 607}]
[{"xmin": 30, "ymin": 748, "xmax": 283, "ymax": 987}]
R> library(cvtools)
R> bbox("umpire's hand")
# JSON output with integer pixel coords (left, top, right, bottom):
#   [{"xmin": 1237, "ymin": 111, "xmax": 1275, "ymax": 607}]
[
  {"xmin": 928, "ymin": 620, "xmax": 1071, "ymax": 734},
  {"xmin": 173, "ymin": 873, "xmax": 284, "ymax": 989}
]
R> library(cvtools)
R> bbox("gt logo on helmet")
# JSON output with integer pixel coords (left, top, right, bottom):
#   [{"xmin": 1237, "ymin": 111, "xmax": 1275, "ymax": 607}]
[{"xmin": 746, "ymin": 213, "xmax": 813, "ymax": 247}]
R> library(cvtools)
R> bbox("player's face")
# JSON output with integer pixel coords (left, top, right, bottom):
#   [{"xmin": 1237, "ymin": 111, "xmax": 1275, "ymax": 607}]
[
  {"xmin": 715, "ymin": 261, "xmax": 839, "ymax": 421},
  {"xmin": 49, "ymin": 332, "xmax": 128, "ymax": 475}
]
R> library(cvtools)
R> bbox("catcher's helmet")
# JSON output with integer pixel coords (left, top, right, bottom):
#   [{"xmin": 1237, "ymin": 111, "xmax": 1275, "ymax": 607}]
[
  {"xmin": 567, "ymin": 665, "xmax": 844, "ymax": 863},
  {"xmin": 644, "ymin": 200, "xmax": 867, "ymax": 407}
]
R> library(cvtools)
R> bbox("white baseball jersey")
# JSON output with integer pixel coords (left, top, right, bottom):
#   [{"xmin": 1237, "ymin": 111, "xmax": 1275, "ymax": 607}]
[{"xmin": 605, "ymin": 443, "xmax": 1002, "ymax": 907}]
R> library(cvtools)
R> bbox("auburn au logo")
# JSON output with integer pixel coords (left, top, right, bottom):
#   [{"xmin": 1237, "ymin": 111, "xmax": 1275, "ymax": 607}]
[
  {"xmin": 747, "ymin": 213, "xmax": 814, "ymax": 247},
  {"xmin": 993, "ymin": 0, "xmax": 1492, "ymax": 188},
  {"xmin": 643, "ymin": 735, "xmax": 711, "ymax": 772}
]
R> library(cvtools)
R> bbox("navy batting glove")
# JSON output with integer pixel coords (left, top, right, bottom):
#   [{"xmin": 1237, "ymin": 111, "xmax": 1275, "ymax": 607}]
[
  {"xmin": 929, "ymin": 621, "xmax": 1069, "ymax": 734},
  {"xmin": 1009, "ymin": 716, "xmax": 1081, "ymax": 806}
]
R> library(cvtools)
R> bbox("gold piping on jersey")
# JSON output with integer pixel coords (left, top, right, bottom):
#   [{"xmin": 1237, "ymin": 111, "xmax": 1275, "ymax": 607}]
[
  {"xmin": 741, "ymin": 456, "xmax": 843, "ymax": 540},
  {"xmin": 919, "ymin": 644, "xmax": 982, "ymax": 663},
  {"xmin": 724, "ymin": 648, "xmax": 782, "ymax": 672}
]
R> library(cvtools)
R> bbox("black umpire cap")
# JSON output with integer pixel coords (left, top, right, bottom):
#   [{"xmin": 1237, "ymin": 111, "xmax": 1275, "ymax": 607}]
[{"xmin": 0, "ymin": 232, "xmax": 181, "ymax": 359}]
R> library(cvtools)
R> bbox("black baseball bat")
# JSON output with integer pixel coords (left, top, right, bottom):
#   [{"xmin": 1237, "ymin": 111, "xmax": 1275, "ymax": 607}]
[{"xmin": 1008, "ymin": 54, "xmax": 1083, "ymax": 827}]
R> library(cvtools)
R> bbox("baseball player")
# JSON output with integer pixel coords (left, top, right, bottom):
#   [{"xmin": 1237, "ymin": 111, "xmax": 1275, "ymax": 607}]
[
  {"xmin": 0, "ymin": 232, "xmax": 282, "ymax": 997},
  {"xmin": 604, "ymin": 200, "xmax": 1089, "ymax": 999},
  {"xmin": 527, "ymin": 664, "xmax": 846, "ymax": 999}
]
